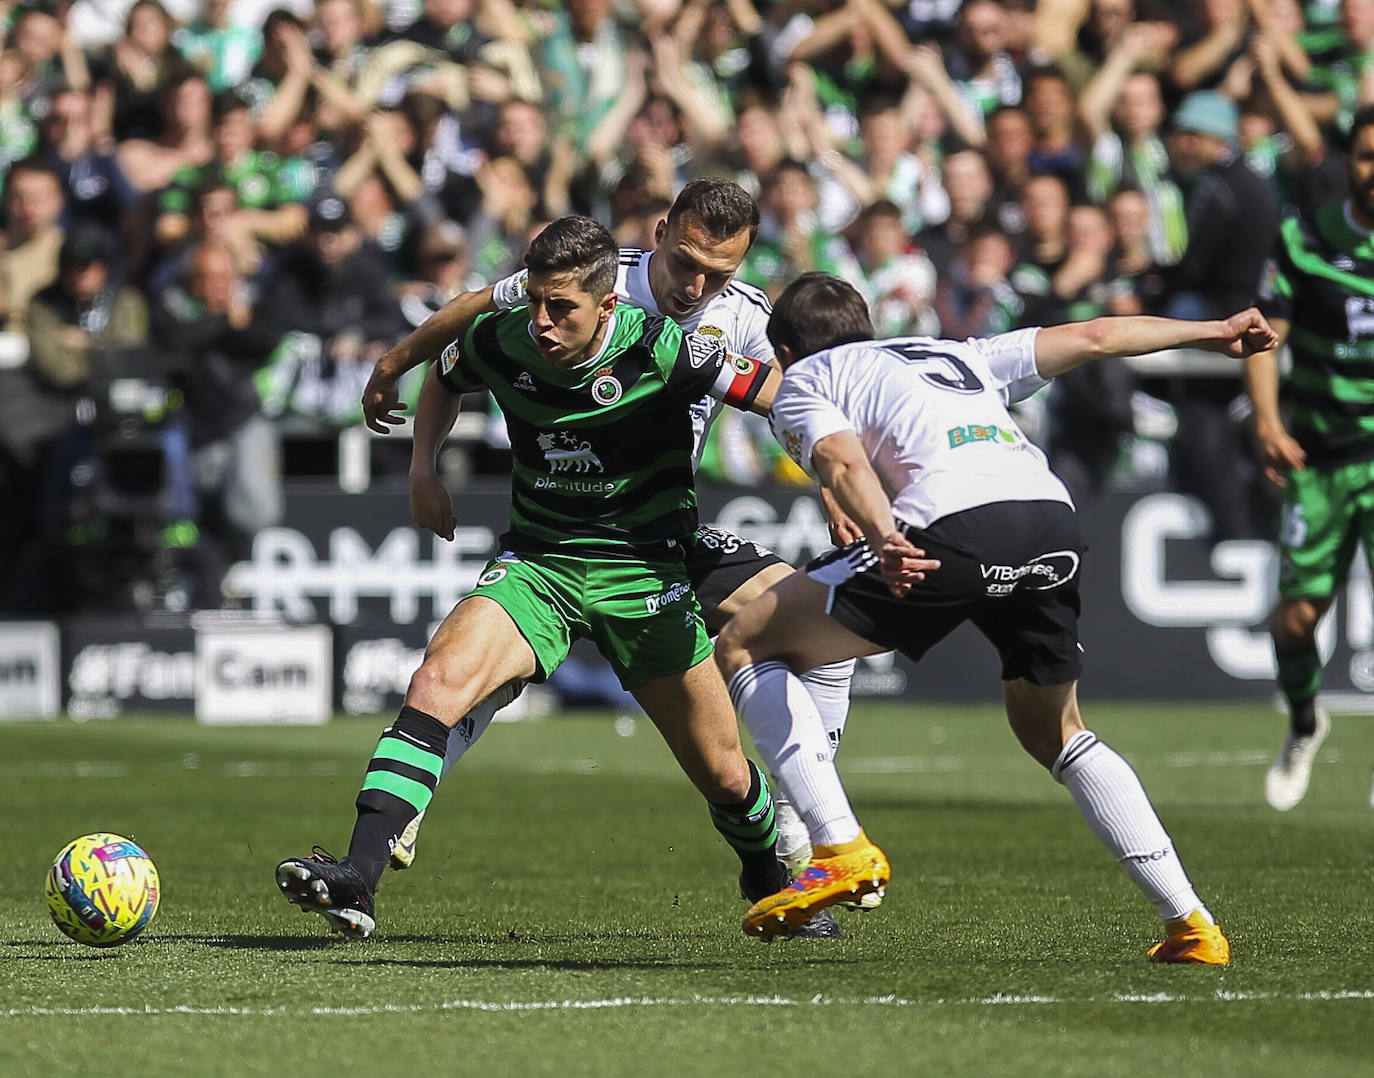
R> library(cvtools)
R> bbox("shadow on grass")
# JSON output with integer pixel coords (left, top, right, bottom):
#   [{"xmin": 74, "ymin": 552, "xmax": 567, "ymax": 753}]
[
  {"xmin": 157, "ymin": 933, "xmax": 449, "ymax": 951},
  {"xmin": 335, "ymin": 953, "xmax": 857, "ymax": 971},
  {"xmin": 2, "ymin": 936, "xmax": 186, "ymax": 957}
]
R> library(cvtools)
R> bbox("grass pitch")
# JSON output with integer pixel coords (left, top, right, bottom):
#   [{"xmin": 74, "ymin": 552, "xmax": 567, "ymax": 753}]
[{"xmin": 3, "ymin": 702, "xmax": 1374, "ymax": 1076}]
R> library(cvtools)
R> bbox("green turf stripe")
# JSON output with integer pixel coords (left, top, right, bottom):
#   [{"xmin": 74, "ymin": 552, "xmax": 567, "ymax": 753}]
[
  {"xmin": 374, "ymin": 736, "xmax": 443, "ymax": 780},
  {"xmin": 360, "ymin": 770, "xmax": 433, "ymax": 812}
]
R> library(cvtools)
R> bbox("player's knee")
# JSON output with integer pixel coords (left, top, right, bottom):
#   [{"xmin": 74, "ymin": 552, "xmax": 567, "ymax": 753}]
[
  {"xmin": 713, "ymin": 627, "xmax": 749, "ymax": 680},
  {"xmin": 406, "ymin": 653, "xmax": 483, "ymax": 716},
  {"xmin": 701, "ymin": 754, "xmax": 753, "ymax": 803},
  {"xmin": 1273, "ymin": 598, "xmax": 1325, "ymax": 647}
]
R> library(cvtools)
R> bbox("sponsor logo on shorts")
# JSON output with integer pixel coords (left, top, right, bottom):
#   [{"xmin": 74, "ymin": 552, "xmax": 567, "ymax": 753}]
[
  {"xmin": 477, "ymin": 566, "xmax": 508, "ymax": 586},
  {"xmin": 440, "ymin": 342, "xmax": 458, "ymax": 376},
  {"xmin": 514, "ymin": 371, "xmax": 536, "ymax": 392},
  {"xmin": 645, "ymin": 581, "xmax": 692, "ymax": 613},
  {"xmin": 947, "ymin": 424, "xmax": 1019, "ymax": 449},
  {"xmin": 979, "ymin": 550, "xmax": 1079, "ymax": 596}
]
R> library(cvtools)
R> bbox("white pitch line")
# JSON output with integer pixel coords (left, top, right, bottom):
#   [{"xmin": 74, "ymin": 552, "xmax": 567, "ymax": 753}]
[
  {"xmin": 0, "ymin": 747, "xmax": 1318, "ymax": 783},
  {"xmin": 4, "ymin": 990, "xmax": 1374, "ymax": 1018}
]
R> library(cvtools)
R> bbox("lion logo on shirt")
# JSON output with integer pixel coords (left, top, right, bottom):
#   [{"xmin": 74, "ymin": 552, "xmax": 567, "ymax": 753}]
[{"xmin": 537, "ymin": 431, "xmax": 604, "ymax": 473}]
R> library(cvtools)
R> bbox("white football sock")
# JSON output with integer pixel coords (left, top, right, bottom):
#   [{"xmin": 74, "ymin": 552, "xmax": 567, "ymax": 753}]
[
  {"xmin": 1053, "ymin": 730, "xmax": 1211, "ymax": 924},
  {"xmin": 437, "ymin": 680, "xmax": 525, "ymax": 781},
  {"xmin": 772, "ymin": 794, "xmax": 813, "ymax": 871},
  {"xmin": 727, "ymin": 661, "xmax": 860, "ymax": 847},
  {"xmin": 800, "ymin": 658, "xmax": 855, "ymax": 754}
]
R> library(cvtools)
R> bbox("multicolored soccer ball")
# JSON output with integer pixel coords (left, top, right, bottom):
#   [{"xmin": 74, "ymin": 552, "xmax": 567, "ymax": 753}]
[{"xmin": 44, "ymin": 833, "xmax": 160, "ymax": 947}]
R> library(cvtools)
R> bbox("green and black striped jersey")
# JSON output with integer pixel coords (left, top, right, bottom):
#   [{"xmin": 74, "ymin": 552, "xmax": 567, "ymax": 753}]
[
  {"xmin": 1260, "ymin": 203, "xmax": 1374, "ymax": 466},
  {"xmin": 435, "ymin": 304, "xmax": 770, "ymax": 556}
]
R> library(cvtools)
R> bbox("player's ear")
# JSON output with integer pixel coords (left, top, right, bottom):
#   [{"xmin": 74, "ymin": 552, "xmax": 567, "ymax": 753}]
[
  {"xmin": 599, "ymin": 292, "xmax": 617, "ymax": 322},
  {"xmin": 776, "ymin": 343, "xmax": 798, "ymax": 368},
  {"xmin": 654, "ymin": 216, "xmax": 667, "ymax": 246}
]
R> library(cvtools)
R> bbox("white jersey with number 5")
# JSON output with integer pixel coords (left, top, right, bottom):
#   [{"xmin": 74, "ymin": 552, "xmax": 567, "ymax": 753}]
[
  {"xmin": 616, "ymin": 249, "xmax": 774, "ymax": 464},
  {"xmin": 770, "ymin": 327, "xmax": 1071, "ymax": 529}
]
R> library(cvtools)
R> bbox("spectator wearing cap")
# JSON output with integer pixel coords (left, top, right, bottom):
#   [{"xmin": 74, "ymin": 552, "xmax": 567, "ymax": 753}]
[
  {"xmin": 0, "ymin": 220, "xmax": 148, "ymax": 609},
  {"xmin": 259, "ymin": 193, "xmax": 408, "ymax": 423},
  {"xmin": 1162, "ymin": 89, "xmax": 1278, "ymax": 320},
  {"xmin": 27, "ymin": 221, "xmax": 148, "ymax": 396},
  {"xmin": 1151, "ymin": 89, "xmax": 1279, "ymax": 541}
]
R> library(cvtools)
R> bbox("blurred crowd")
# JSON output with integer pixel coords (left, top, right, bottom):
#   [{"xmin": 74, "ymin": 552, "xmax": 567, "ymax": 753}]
[{"xmin": 0, "ymin": 0, "xmax": 1355, "ymax": 613}]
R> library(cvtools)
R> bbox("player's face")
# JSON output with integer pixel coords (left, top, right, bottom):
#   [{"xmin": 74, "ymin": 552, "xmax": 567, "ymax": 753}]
[
  {"xmin": 649, "ymin": 210, "xmax": 751, "ymax": 320},
  {"xmin": 1349, "ymin": 124, "xmax": 1374, "ymax": 223},
  {"xmin": 525, "ymin": 270, "xmax": 616, "ymax": 368}
]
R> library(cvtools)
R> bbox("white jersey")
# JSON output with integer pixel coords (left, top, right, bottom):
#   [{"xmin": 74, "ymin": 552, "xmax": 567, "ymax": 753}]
[
  {"xmin": 615, "ymin": 249, "xmax": 774, "ymax": 465},
  {"xmin": 770, "ymin": 328, "xmax": 1070, "ymax": 529}
]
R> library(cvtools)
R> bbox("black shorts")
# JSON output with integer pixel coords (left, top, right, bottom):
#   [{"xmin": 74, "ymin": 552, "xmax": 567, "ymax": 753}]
[
  {"xmin": 807, "ymin": 500, "xmax": 1085, "ymax": 685},
  {"xmin": 685, "ymin": 525, "xmax": 788, "ymax": 619}
]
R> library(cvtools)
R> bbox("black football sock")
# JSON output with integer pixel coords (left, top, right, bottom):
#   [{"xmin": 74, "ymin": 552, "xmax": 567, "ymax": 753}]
[
  {"xmin": 347, "ymin": 706, "xmax": 449, "ymax": 892},
  {"xmin": 708, "ymin": 760, "xmax": 787, "ymax": 897}
]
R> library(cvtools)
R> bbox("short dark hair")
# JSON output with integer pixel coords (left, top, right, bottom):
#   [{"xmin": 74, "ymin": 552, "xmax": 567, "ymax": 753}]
[
  {"xmin": 1349, "ymin": 105, "xmax": 1374, "ymax": 148},
  {"xmin": 768, "ymin": 273, "xmax": 874, "ymax": 364},
  {"xmin": 212, "ymin": 90, "xmax": 251, "ymax": 124},
  {"xmin": 524, "ymin": 215, "xmax": 618, "ymax": 297},
  {"xmin": 666, "ymin": 178, "xmax": 760, "ymax": 246}
]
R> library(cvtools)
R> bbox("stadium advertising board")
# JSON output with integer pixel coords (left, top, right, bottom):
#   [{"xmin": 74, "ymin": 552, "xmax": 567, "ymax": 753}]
[
  {"xmin": 195, "ymin": 622, "xmax": 333, "ymax": 725},
  {"xmin": 213, "ymin": 484, "xmax": 1374, "ymax": 708},
  {"xmin": 0, "ymin": 621, "xmax": 61, "ymax": 719},
  {"xmin": 63, "ymin": 615, "xmax": 197, "ymax": 718}
]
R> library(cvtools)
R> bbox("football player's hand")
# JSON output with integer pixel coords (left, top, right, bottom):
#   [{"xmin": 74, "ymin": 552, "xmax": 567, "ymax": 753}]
[
  {"xmin": 1215, "ymin": 307, "xmax": 1280, "ymax": 357},
  {"xmin": 361, "ymin": 364, "xmax": 408, "ymax": 434},
  {"xmin": 410, "ymin": 473, "xmax": 456, "ymax": 540},
  {"xmin": 819, "ymin": 486, "xmax": 864, "ymax": 546},
  {"xmin": 1255, "ymin": 420, "xmax": 1306, "ymax": 486},
  {"xmin": 878, "ymin": 531, "xmax": 940, "ymax": 598}
]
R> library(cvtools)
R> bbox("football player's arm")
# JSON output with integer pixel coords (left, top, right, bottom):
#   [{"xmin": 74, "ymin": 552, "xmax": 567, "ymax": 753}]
[
  {"xmin": 362, "ymin": 284, "xmax": 498, "ymax": 433},
  {"xmin": 705, "ymin": 353, "xmax": 780, "ymax": 415},
  {"xmin": 408, "ymin": 365, "xmax": 464, "ymax": 541},
  {"xmin": 1242, "ymin": 316, "xmax": 1305, "ymax": 485},
  {"xmin": 1032, "ymin": 309, "xmax": 1279, "ymax": 378},
  {"xmin": 811, "ymin": 431, "xmax": 938, "ymax": 596}
]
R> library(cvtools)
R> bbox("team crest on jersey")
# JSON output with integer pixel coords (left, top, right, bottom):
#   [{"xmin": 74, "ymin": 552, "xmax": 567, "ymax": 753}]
[
  {"xmin": 537, "ymin": 431, "xmax": 604, "ymax": 473},
  {"xmin": 440, "ymin": 341, "xmax": 458, "ymax": 376},
  {"xmin": 687, "ymin": 331, "xmax": 725, "ymax": 369},
  {"xmin": 514, "ymin": 371, "xmax": 536, "ymax": 392},
  {"xmin": 782, "ymin": 428, "xmax": 804, "ymax": 465},
  {"xmin": 591, "ymin": 369, "xmax": 622, "ymax": 405}
]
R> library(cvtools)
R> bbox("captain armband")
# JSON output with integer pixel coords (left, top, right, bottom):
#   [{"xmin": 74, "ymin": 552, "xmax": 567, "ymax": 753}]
[{"xmin": 710, "ymin": 352, "xmax": 769, "ymax": 409}]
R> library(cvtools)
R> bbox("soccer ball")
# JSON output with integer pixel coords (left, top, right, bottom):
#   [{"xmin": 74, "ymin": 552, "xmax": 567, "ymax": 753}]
[{"xmin": 44, "ymin": 833, "xmax": 160, "ymax": 947}]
